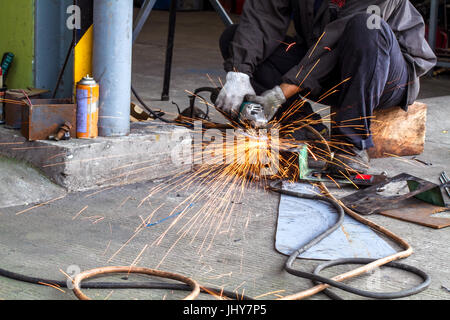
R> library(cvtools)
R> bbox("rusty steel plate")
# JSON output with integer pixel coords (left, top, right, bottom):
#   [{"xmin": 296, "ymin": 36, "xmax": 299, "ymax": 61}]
[
  {"xmin": 379, "ymin": 198, "xmax": 450, "ymax": 229},
  {"xmin": 340, "ymin": 173, "xmax": 440, "ymax": 215},
  {"xmin": 4, "ymin": 89, "xmax": 48, "ymax": 129},
  {"xmin": 21, "ymin": 98, "xmax": 76, "ymax": 141}
]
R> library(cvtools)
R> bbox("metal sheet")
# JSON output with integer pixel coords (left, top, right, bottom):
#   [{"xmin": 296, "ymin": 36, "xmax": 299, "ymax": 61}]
[
  {"xmin": 275, "ymin": 182, "xmax": 396, "ymax": 261},
  {"xmin": 4, "ymin": 102, "xmax": 23, "ymax": 129},
  {"xmin": 4, "ymin": 90, "xmax": 48, "ymax": 129},
  {"xmin": 379, "ymin": 198, "xmax": 450, "ymax": 229},
  {"xmin": 340, "ymin": 173, "xmax": 440, "ymax": 215}
]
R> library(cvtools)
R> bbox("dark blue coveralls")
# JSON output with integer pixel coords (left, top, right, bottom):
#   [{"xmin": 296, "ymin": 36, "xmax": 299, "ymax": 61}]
[{"xmin": 220, "ymin": 0, "xmax": 409, "ymax": 150}]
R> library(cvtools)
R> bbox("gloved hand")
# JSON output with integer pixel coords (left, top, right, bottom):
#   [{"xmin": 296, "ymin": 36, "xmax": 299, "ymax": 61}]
[
  {"xmin": 246, "ymin": 86, "xmax": 286, "ymax": 120},
  {"xmin": 216, "ymin": 72, "xmax": 256, "ymax": 116}
]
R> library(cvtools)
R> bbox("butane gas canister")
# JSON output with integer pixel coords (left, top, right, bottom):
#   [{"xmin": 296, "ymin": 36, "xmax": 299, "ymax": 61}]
[{"xmin": 76, "ymin": 75, "xmax": 99, "ymax": 139}]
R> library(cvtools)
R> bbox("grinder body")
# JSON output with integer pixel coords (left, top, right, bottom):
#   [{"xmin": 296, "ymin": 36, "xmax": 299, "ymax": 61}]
[
  {"xmin": 238, "ymin": 101, "xmax": 269, "ymax": 129},
  {"xmin": 193, "ymin": 87, "xmax": 279, "ymax": 130}
]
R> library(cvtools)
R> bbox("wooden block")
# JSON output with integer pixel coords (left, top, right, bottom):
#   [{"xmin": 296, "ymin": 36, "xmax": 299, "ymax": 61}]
[{"xmin": 367, "ymin": 102, "xmax": 427, "ymax": 159}]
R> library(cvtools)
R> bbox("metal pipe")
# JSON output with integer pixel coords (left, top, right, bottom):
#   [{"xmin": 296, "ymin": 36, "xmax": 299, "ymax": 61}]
[
  {"xmin": 52, "ymin": 39, "xmax": 75, "ymax": 99},
  {"xmin": 93, "ymin": 0, "xmax": 133, "ymax": 137},
  {"xmin": 208, "ymin": 0, "xmax": 234, "ymax": 27},
  {"xmin": 133, "ymin": 0, "xmax": 158, "ymax": 44},
  {"xmin": 161, "ymin": 0, "xmax": 178, "ymax": 101},
  {"xmin": 429, "ymin": 0, "xmax": 439, "ymax": 53}
]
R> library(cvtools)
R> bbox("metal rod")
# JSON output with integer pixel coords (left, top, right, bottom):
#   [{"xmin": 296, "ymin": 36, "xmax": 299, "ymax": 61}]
[
  {"xmin": 52, "ymin": 0, "xmax": 78, "ymax": 99},
  {"xmin": 208, "ymin": 0, "xmax": 234, "ymax": 27},
  {"xmin": 133, "ymin": 0, "xmax": 158, "ymax": 44},
  {"xmin": 52, "ymin": 39, "xmax": 74, "ymax": 99},
  {"xmin": 436, "ymin": 60, "xmax": 450, "ymax": 68},
  {"xmin": 445, "ymin": 0, "xmax": 448, "ymax": 37},
  {"xmin": 161, "ymin": 0, "xmax": 178, "ymax": 101},
  {"xmin": 429, "ymin": 0, "xmax": 439, "ymax": 53},
  {"xmin": 441, "ymin": 171, "xmax": 450, "ymax": 198}
]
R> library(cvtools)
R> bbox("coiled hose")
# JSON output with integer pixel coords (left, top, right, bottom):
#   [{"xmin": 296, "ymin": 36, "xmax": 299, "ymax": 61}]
[
  {"xmin": 268, "ymin": 181, "xmax": 430, "ymax": 300},
  {"xmin": 0, "ymin": 265, "xmax": 253, "ymax": 300}
]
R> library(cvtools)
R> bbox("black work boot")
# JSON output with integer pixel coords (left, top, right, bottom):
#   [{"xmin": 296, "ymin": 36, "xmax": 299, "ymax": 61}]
[{"xmin": 329, "ymin": 144, "xmax": 370, "ymax": 175}]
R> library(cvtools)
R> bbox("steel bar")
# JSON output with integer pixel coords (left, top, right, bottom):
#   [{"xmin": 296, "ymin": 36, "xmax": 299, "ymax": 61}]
[
  {"xmin": 441, "ymin": 171, "xmax": 450, "ymax": 198},
  {"xmin": 429, "ymin": 0, "xmax": 439, "ymax": 53},
  {"xmin": 52, "ymin": 39, "xmax": 75, "ymax": 99},
  {"xmin": 208, "ymin": 0, "xmax": 234, "ymax": 27},
  {"xmin": 161, "ymin": 0, "xmax": 178, "ymax": 101},
  {"xmin": 52, "ymin": 0, "xmax": 77, "ymax": 99},
  {"xmin": 133, "ymin": 0, "xmax": 158, "ymax": 44},
  {"xmin": 428, "ymin": 0, "xmax": 450, "ymax": 70},
  {"xmin": 436, "ymin": 59, "xmax": 450, "ymax": 68}
]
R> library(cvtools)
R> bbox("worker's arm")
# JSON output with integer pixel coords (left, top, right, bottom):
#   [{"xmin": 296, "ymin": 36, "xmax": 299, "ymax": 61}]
[
  {"xmin": 280, "ymin": 83, "xmax": 303, "ymax": 100},
  {"xmin": 224, "ymin": 0, "xmax": 292, "ymax": 76},
  {"xmin": 217, "ymin": 0, "xmax": 292, "ymax": 114}
]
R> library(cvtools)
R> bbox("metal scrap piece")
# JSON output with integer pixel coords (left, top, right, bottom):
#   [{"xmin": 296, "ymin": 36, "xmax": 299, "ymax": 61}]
[{"xmin": 341, "ymin": 173, "xmax": 442, "ymax": 215}]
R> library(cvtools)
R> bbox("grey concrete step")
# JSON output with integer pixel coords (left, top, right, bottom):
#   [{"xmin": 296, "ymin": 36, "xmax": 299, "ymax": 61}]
[
  {"xmin": 0, "ymin": 122, "xmax": 193, "ymax": 192},
  {"xmin": 0, "ymin": 156, "xmax": 66, "ymax": 209}
]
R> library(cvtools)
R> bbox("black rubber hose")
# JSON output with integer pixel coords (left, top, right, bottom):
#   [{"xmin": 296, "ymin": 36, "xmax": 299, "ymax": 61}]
[
  {"xmin": 268, "ymin": 181, "xmax": 431, "ymax": 300},
  {"xmin": 313, "ymin": 258, "xmax": 431, "ymax": 300},
  {"xmin": 131, "ymin": 85, "xmax": 175, "ymax": 124},
  {"xmin": 0, "ymin": 267, "xmax": 253, "ymax": 300}
]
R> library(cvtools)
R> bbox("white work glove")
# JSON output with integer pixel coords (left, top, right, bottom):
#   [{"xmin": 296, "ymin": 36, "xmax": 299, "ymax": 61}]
[
  {"xmin": 216, "ymin": 72, "xmax": 256, "ymax": 116},
  {"xmin": 246, "ymin": 86, "xmax": 286, "ymax": 120}
]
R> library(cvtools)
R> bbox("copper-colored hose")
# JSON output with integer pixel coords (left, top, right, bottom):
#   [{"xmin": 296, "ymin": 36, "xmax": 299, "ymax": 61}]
[
  {"xmin": 72, "ymin": 266, "xmax": 200, "ymax": 300},
  {"xmin": 274, "ymin": 124, "xmax": 415, "ymax": 300},
  {"xmin": 278, "ymin": 182, "xmax": 413, "ymax": 300}
]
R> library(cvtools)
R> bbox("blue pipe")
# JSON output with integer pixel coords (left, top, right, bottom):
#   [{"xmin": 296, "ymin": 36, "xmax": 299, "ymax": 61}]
[
  {"xmin": 428, "ymin": 0, "xmax": 439, "ymax": 53},
  {"xmin": 93, "ymin": 0, "xmax": 133, "ymax": 137}
]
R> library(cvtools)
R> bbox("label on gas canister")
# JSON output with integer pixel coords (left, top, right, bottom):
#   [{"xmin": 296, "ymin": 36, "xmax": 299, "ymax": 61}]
[{"xmin": 76, "ymin": 89, "xmax": 89, "ymax": 133}]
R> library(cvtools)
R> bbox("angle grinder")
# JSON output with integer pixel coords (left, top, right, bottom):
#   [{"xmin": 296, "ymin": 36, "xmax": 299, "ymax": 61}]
[
  {"xmin": 236, "ymin": 100, "xmax": 270, "ymax": 129},
  {"xmin": 190, "ymin": 87, "xmax": 280, "ymax": 130}
]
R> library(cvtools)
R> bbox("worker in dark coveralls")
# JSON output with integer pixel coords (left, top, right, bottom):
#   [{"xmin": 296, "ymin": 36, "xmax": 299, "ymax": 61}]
[{"xmin": 216, "ymin": 0, "xmax": 436, "ymax": 174}]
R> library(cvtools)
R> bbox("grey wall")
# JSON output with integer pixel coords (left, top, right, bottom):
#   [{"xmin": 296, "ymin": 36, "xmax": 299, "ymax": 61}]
[{"xmin": 34, "ymin": 0, "xmax": 74, "ymax": 98}]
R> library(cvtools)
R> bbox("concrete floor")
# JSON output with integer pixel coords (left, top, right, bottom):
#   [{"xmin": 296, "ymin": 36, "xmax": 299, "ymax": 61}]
[{"xmin": 0, "ymin": 11, "xmax": 449, "ymax": 300}]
